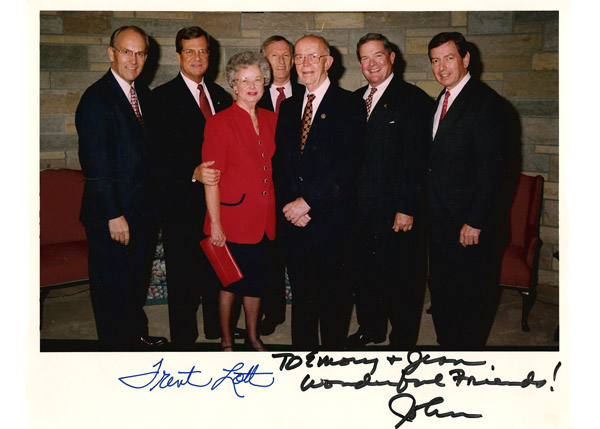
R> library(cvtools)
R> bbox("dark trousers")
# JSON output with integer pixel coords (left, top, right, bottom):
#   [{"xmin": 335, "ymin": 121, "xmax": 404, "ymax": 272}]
[
  {"xmin": 260, "ymin": 237, "xmax": 287, "ymax": 323},
  {"xmin": 352, "ymin": 226, "xmax": 426, "ymax": 348},
  {"xmin": 162, "ymin": 215, "xmax": 220, "ymax": 343},
  {"xmin": 285, "ymin": 227, "xmax": 353, "ymax": 351},
  {"xmin": 428, "ymin": 237, "xmax": 502, "ymax": 350},
  {"xmin": 86, "ymin": 217, "xmax": 159, "ymax": 351}
]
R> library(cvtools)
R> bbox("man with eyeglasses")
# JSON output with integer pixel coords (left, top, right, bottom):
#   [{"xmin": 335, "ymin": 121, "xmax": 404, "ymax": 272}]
[
  {"xmin": 150, "ymin": 26, "xmax": 233, "ymax": 350},
  {"xmin": 256, "ymin": 35, "xmax": 304, "ymax": 337},
  {"xmin": 273, "ymin": 35, "xmax": 366, "ymax": 350},
  {"xmin": 76, "ymin": 25, "xmax": 167, "ymax": 351},
  {"xmin": 346, "ymin": 33, "xmax": 432, "ymax": 350}
]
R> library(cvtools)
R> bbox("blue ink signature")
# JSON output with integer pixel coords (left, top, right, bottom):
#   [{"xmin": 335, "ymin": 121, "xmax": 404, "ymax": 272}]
[{"xmin": 118, "ymin": 359, "xmax": 274, "ymax": 398}]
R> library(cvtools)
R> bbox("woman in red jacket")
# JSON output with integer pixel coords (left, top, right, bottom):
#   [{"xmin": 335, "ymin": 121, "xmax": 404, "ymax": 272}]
[{"xmin": 203, "ymin": 52, "xmax": 277, "ymax": 351}]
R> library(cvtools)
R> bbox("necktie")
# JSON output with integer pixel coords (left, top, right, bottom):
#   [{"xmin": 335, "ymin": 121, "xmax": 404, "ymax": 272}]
[
  {"xmin": 198, "ymin": 84, "xmax": 213, "ymax": 119},
  {"xmin": 275, "ymin": 87, "xmax": 286, "ymax": 114},
  {"xmin": 439, "ymin": 90, "xmax": 451, "ymax": 121},
  {"xmin": 365, "ymin": 87, "xmax": 377, "ymax": 118},
  {"xmin": 129, "ymin": 86, "xmax": 143, "ymax": 126},
  {"xmin": 300, "ymin": 94, "xmax": 316, "ymax": 152}
]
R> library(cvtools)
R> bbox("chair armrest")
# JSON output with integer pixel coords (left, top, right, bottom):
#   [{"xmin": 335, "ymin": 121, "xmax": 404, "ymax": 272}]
[{"xmin": 525, "ymin": 235, "xmax": 539, "ymax": 268}]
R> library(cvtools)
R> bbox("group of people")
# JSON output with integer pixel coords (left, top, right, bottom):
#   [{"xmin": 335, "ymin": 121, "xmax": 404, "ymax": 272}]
[{"xmin": 76, "ymin": 24, "xmax": 510, "ymax": 352}]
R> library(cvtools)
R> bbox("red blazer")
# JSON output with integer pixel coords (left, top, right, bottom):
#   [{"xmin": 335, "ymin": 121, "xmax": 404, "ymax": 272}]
[{"xmin": 202, "ymin": 103, "xmax": 277, "ymax": 244}]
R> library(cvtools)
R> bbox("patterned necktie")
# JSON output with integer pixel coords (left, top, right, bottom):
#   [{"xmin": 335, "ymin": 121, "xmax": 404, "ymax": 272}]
[
  {"xmin": 275, "ymin": 87, "xmax": 286, "ymax": 114},
  {"xmin": 198, "ymin": 84, "xmax": 213, "ymax": 119},
  {"xmin": 439, "ymin": 90, "xmax": 451, "ymax": 121},
  {"xmin": 300, "ymin": 94, "xmax": 316, "ymax": 152},
  {"xmin": 365, "ymin": 87, "xmax": 377, "ymax": 118},
  {"xmin": 129, "ymin": 86, "xmax": 143, "ymax": 126}
]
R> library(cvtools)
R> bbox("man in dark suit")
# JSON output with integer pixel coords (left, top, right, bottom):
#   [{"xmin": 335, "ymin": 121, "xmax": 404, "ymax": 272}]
[
  {"xmin": 346, "ymin": 33, "xmax": 432, "ymax": 350},
  {"xmin": 273, "ymin": 35, "xmax": 366, "ymax": 350},
  {"xmin": 257, "ymin": 35, "xmax": 304, "ymax": 336},
  {"xmin": 76, "ymin": 25, "xmax": 166, "ymax": 351},
  {"xmin": 427, "ymin": 32, "xmax": 508, "ymax": 349},
  {"xmin": 150, "ymin": 26, "xmax": 232, "ymax": 349}
]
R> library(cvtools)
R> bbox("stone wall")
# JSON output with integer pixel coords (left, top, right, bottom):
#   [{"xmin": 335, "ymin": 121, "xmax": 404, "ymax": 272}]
[{"xmin": 39, "ymin": 11, "xmax": 559, "ymax": 287}]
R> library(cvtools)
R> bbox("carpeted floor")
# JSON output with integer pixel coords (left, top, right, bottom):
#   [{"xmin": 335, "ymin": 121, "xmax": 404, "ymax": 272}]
[{"xmin": 39, "ymin": 282, "xmax": 559, "ymax": 352}]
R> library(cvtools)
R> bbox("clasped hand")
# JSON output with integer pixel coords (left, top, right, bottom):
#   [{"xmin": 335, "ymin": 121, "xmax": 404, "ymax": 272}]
[{"xmin": 283, "ymin": 198, "xmax": 312, "ymax": 227}]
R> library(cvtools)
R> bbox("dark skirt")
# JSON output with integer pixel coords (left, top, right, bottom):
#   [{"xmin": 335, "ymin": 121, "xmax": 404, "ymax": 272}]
[{"xmin": 217, "ymin": 237, "xmax": 269, "ymax": 297}]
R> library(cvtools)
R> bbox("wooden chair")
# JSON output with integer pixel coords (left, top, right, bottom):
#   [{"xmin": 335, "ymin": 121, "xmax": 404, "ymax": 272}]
[
  {"xmin": 40, "ymin": 169, "xmax": 89, "ymax": 327},
  {"xmin": 499, "ymin": 173, "xmax": 544, "ymax": 331}
]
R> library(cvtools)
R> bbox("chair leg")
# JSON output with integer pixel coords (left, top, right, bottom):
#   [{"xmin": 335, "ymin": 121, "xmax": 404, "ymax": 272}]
[
  {"xmin": 520, "ymin": 288, "xmax": 537, "ymax": 332},
  {"xmin": 40, "ymin": 288, "xmax": 50, "ymax": 331}
]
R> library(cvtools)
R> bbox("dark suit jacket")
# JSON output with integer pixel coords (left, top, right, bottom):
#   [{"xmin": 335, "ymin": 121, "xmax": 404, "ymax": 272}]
[
  {"xmin": 150, "ymin": 74, "xmax": 232, "ymax": 221},
  {"xmin": 354, "ymin": 76, "xmax": 433, "ymax": 235},
  {"xmin": 273, "ymin": 83, "xmax": 366, "ymax": 239},
  {"xmin": 428, "ymin": 77, "xmax": 507, "ymax": 243},
  {"xmin": 257, "ymin": 82, "xmax": 304, "ymax": 112},
  {"xmin": 76, "ymin": 70, "xmax": 153, "ymax": 227}
]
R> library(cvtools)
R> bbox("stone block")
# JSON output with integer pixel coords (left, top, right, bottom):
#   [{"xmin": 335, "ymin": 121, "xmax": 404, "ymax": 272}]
[
  {"xmin": 468, "ymin": 11, "xmax": 513, "ymax": 35},
  {"xmin": 533, "ymin": 53, "xmax": 558, "ymax": 70},
  {"xmin": 136, "ymin": 12, "xmax": 193, "ymax": 19},
  {"xmin": 536, "ymin": 145, "xmax": 559, "ymax": 155},
  {"xmin": 514, "ymin": 23, "xmax": 543, "ymax": 34},
  {"xmin": 316, "ymin": 13, "xmax": 363, "ymax": 29},
  {"xmin": 515, "ymin": 11, "xmax": 559, "ymax": 24},
  {"xmin": 341, "ymin": 54, "xmax": 361, "ymax": 73},
  {"xmin": 90, "ymin": 63, "xmax": 110, "ymax": 72},
  {"xmin": 522, "ymin": 118, "xmax": 559, "ymax": 145},
  {"xmin": 41, "ymin": 35, "xmax": 102, "ymax": 44},
  {"xmin": 40, "ymin": 72, "xmax": 51, "ymax": 89},
  {"xmin": 549, "ymin": 155, "xmax": 559, "ymax": 182},
  {"xmin": 521, "ymin": 144, "xmax": 550, "ymax": 172},
  {"xmin": 406, "ymin": 27, "xmax": 468, "ymax": 38},
  {"xmin": 40, "ymin": 157, "xmax": 66, "ymax": 170},
  {"xmin": 242, "ymin": 12, "xmax": 313, "ymax": 30},
  {"xmin": 484, "ymin": 80, "xmax": 503, "ymax": 95},
  {"xmin": 40, "ymin": 151, "xmax": 66, "ymax": 160},
  {"xmin": 403, "ymin": 54, "xmax": 430, "ymax": 73},
  {"xmin": 538, "ymin": 269, "xmax": 559, "ymax": 287},
  {"xmin": 63, "ymin": 11, "xmax": 111, "ymax": 34},
  {"xmin": 350, "ymin": 29, "xmax": 405, "ymax": 54},
  {"xmin": 41, "ymin": 15, "xmax": 63, "ymax": 34},
  {"xmin": 480, "ymin": 72, "xmax": 503, "ymax": 81},
  {"xmin": 543, "ymin": 22, "xmax": 559, "ymax": 51},
  {"xmin": 219, "ymin": 38, "xmax": 261, "ymax": 48},
  {"xmin": 452, "ymin": 12, "xmax": 467, "ymax": 27},
  {"xmin": 505, "ymin": 72, "xmax": 558, "ymax": 99},
  {"xmin": 540, "ymin": 226, "xmax": 558, "ymax": 245},
  {"xmin": 51, "ymin": 72, "xmax": 105, "ymax": 89},
  {"xmin": 339, "ymin": 73, "xmax": 362, "ymax": 93},
  {"xmin": 403, "ymin": 72, "xmax": 428, "ymax": 82},
  {"xmin": 467, "ymin": 34, "xmax": 542, "ymax": 53},
  {"xmin": 66, "ymin": 151, "xmax": 82, "ymax": 170},
  {"xmin": 482, "ymin": 54, "xmax": 531, "ymax": 71},
  {"xmin": 511, "ymin": 100, "xmax": 558, "ymax": 118},
  {"xmin": 543, "ymin": 181, "xmax": 559, "ymax": 200},
  {"xmin": 365, "ymin": 12, "xmax": 449, "ymax": 28},
  {"xmin": 65, "ymin": 117, "xmax": 76, "ymax": 133},
  {"xmin": 195, "ymin": 12, "xmax": 242, "ymax": 38},
  {"xmin": 405, "ymin": 37, "xmax": 430, "ymax": 55},
  {"xmin": 41, "ymin": 45, "xmax": 88, "ymax": 70},
  {"xmin": 243, "ymin": 30, "xmax": 261, "ymax": 39},
  {"xmin": 552, "ymin": 256, "xmax": 559, "ymax": 271},
  {"xmin": 417, "ymin": 80, "xmax": 444, "ymax": 98},
  {"xmin": 40, "ymin": 91, "xmax": 82, "ymax": 115},
  {"xmin": 113, "ymin": 12, "xmax": 134, "ymax": 18},
  {"xmin": 88, "ymin": 45, "xmax": 110, "ymax": 63},
  {"xmin": 543, "ymin": 199, "xmax": 558, "ymax": 227},
  {"xmin": 112, "ymin": 18, "xmax": 193, "ymax": 38},
  {"xmin": 539, "ymin": 242, "xmax": 554, "ymax": 270},
  {"xmin": 40, "ymin": 133, "xmax": 79, "ymax": 151},
  {"xmin": 40, "ymin": 116, "xmax": 65, "ymax": 133}
]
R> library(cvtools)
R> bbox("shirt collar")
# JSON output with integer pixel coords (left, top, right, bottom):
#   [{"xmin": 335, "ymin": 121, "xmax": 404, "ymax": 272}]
[{"xmin": 110, "ymin": 68, "xmax": 136, "ymax": 97}]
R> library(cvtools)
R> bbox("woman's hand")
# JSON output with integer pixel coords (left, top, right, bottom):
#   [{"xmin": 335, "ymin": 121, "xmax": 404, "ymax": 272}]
[{"xmin": 210, "ymin": 222, "xmax": 226, "ymax": 247}]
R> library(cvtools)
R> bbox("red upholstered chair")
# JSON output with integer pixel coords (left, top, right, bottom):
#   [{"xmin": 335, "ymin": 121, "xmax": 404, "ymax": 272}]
[
  {"xmin": 499, "ymin": 173, "xmax": 544, "ymax": 331},
  {"xmin": 40, "ymin": 169, "xmax": 89, "ymax": 326}
]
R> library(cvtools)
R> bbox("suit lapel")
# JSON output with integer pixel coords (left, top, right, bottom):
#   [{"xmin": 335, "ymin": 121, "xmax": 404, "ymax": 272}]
[
  {"xmin": 367, "ymin": 79, "xmax": 401, "ymax": 130},
  {"xmin": 104, "ymin": 71, "xmax": 144, "ymax": 131},
  {"xmin": 432, "ymin": 79, "xmax": 477, "ymax": 151}
]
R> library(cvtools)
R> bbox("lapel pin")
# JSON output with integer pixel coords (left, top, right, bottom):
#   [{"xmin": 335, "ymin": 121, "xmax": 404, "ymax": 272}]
[
  {"xmin": 321, "ymin": 113, "xmax": 326, "ymax": 119},
  {"xmin": 384, "ymin": 104, "xmax": 388, "ymax": 108}
]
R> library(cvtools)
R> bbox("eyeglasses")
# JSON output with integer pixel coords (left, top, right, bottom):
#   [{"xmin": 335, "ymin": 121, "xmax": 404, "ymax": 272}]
[
  {"xmin": 181, "ymin": 49, "xmax": 210, "ymax": 57},
  {"xmin": 294, "ymin": 53, "xmax": 329, "ymax": 65},
  {"xmin": 112, "ymin": 47, "xmax": 147, "ymax": 60},
  {"xmin": 233, "ymin": 76, "xmax": 265, "ymax": 86}
]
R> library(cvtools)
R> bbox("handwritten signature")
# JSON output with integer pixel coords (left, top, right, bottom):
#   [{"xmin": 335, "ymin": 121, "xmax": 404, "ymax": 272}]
[{"xmin": 118, "ymin": 359, "xmax": 274, "ymax": 398}]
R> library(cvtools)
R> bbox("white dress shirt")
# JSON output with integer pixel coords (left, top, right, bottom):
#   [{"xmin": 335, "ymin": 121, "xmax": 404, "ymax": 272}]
[
  {"xmin": 432, "ymin": 72, "xmax": 471, "ymax": 138},
  {"xmin": 301, "ymin": 78, "xmax": 331, "ymax": 124},
  {"xmin": 180, "ymin": 72, "xmax": 216, "ymax": 114}
]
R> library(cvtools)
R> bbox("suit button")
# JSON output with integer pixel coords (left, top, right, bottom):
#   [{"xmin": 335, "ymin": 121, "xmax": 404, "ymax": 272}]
[
  {"xmin": 262, "ymin": 191, "xmax": 267, "ymax": 195},
  {"xmin": 263, "ymin": 179, "xmax": 268, "ymax": 183},
  {"xmin": 258, "ymin": 141, "xmax": 262, "ymax": 145},
  {"xmin": 298, "ymin": 176, "xmax": 303, "ymax": 182},
  {"xmin": 261, "ymin": 153, "xmax": 266, "ymax": 157},
  {"xmin": 428, "ymin": 168, "xmax": 432, "ymax": 173},
  {"xmin": 263, "ymin": 166, "xmax": 268, "ymax": 170}
]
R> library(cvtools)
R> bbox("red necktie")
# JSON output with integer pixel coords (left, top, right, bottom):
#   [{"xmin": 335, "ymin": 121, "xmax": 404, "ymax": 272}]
[
  {"xmin": 129, "ymin": 86, "xmax": 143, "ymax": 126},
  {"xmin": 198, "ymin": 84, "xmax": 213, "ymax": 119},
  {"xmin": 275, "ymin": 87, "xmax": 286, "ymax": 114},
  {"xmin": 365, "ymin": 87, "xmax": 377, "ymax": 118},
  {"xmin": 300, "ymin": 94, "xmax": 316, "ymax": 152},
  {"xmin": 440, "ymin": 90, "xmax": 450, "ymax": 121}
]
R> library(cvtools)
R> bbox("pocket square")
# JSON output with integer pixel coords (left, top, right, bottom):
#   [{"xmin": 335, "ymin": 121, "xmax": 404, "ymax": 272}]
[{"xmin": 389, "ymin": 120, "xmax": 395, "ymax": 124}]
